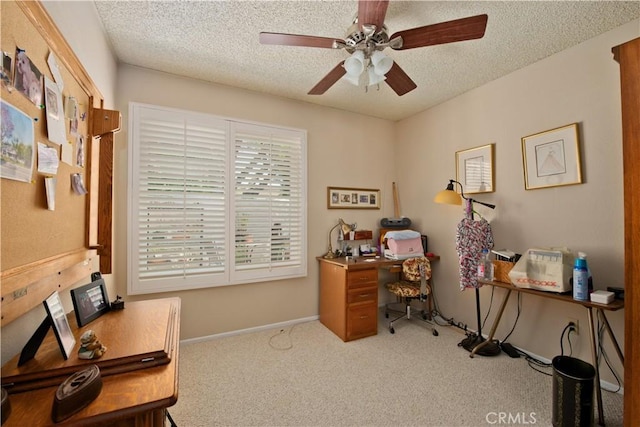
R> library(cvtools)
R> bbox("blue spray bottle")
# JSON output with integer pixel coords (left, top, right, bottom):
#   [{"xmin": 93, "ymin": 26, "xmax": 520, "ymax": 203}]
[{"xmin": 573, "ymin": 252, "xmax": 589, "ymax": 301}]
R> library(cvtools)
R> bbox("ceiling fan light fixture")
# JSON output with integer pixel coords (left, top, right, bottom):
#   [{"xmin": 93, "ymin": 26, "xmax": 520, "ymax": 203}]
[
  {"xmin": 344, "ymin": 50, "xmax": 365, "ymax": 76},
  {"xmin": 370, "ymin": 50, "xmax": 393, "ymax": 75},
  {"xmin": 367, "ymin": 66, "xmax": 386, "ymax": 86},
  {"xmin": 343, "ymin": 72, "xmax": 361, "ymax": 86}
]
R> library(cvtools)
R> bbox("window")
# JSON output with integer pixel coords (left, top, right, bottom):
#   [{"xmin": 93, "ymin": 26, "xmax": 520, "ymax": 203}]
[{"xmin": 128, "ymin": 103, "xmax": 307, "ymax": 294}]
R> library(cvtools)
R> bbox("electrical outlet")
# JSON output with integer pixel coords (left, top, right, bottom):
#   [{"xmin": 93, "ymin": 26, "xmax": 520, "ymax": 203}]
[{"xmin": 567, "ymin": 318, "xmax": 579, "ymax": 335}]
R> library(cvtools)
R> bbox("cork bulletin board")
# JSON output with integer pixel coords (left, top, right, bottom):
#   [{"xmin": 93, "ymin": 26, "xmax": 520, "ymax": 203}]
[
  {"xmin": 1, "ymin": 1, "xmax": 90, "ymax": 269},
  {"xmin": 1, "ymin": 1, "xmax": 106, "ymax": 326}
]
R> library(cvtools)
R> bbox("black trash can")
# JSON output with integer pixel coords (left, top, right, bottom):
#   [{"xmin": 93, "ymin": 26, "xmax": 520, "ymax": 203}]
[{"xmin": 552, "ymin": 355, "xmax": 595, "ymax": 427}]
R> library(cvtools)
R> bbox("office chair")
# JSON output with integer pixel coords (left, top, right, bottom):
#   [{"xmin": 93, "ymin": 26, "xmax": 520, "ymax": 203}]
[{"xmin": 385, "ymin": 257, "xmax": 438, "ymax": 336}]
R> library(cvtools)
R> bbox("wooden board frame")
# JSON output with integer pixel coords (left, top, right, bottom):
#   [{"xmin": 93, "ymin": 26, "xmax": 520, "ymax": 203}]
[{"xmin": 613, "ymin": 37, "xmax": 640, "ymax": 427}]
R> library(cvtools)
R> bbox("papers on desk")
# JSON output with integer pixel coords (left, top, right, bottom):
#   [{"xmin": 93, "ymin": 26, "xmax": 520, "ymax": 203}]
[
  {"xmin": 384, "ymin": 249, "xmax": 421, "ymax": 260},
  {"xmin": 492, "ymin": 249, "xmax": 516, "ymax": 261}
]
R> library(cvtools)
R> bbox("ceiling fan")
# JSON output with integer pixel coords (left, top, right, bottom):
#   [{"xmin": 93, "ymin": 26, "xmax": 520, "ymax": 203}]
[{"xmin": 259, "ymin": 0, "xmax": 488, "ymax": 96}]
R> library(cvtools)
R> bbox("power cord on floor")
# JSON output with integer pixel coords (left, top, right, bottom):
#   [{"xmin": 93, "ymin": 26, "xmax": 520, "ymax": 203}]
[
  {"xmin": 521, "ymin": 321, "xmax": 578, "ymax": 378},
  {"xmin": 525, "ymin": 353, "xmax": 553, "ymax": 376},
  {"xmin": 500, "ymin": 293, "xmax": 522, "ymax": 344},
  {"xmin": 268, "ymin": 323, "xmax": 298, "ymax": 350},
  {"xmin": 481, "ymin": 286, "xmax": 496, "ymax": 330},
  {"xmin": 427, "ymin": 278, "xmax": 476, "ymax": 334},
  {"xmin": 597, "ymin": 317, "xmax": 623, "ymax": 393},
  {"xmin": 426, "ymin": 277, "xmax": 460, "ymax": 327}
]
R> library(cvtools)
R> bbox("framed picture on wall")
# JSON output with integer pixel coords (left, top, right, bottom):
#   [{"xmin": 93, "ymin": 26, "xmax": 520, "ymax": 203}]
[
  {"xmin": 521, "ymin": 123, "xmax": 582, "ymax": 190},
  {"xmin": 327, "ymin": 187, "xmax": 380, "ymax": 209},
  {"xmin": 455, "ymin": 143, "xmax": 495, "ymax": 194}
]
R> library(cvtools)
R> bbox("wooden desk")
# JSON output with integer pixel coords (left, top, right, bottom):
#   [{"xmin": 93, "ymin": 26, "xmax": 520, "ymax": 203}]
[
  {"xmin": 474, "ymin": 281, "xmax": 623, "ymax": 426},
  {"xmin": 2, "ymin": 298, "xmax": 180, "ymax": 426},
  {"xmin": 317, "ymin": 256, "xmax": 439, "ymax": 342}
]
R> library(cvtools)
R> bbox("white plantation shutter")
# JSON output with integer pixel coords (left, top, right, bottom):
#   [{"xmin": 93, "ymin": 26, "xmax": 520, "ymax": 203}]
[
  {"xmin": 128, "ymin": 103, "xmax": 306, "ymax": 294},
  {"xmin": 232, "ymin": 123, "xmax": 305, "ymax": 282}
]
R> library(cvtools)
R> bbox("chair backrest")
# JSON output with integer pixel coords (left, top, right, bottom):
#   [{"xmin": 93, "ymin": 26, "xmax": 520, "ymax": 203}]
[{"xmin": 402, "ymin": 257, "xmax": 431, "ymax": 282}]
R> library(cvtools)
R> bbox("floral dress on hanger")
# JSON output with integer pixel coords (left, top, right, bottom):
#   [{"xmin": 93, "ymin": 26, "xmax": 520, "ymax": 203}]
[{"xmin": 455, "ymin": 213, "xmax": 494, "ymax": 291}]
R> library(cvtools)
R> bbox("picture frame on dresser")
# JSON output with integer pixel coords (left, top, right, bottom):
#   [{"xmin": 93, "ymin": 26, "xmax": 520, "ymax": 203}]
[
  {"xmin": 70, "ymin": 278, "xmax": 110, "ymax": 327},
  {"xmin": 43, "ymin": 291, "xmax": 76, "ymax": 360}
]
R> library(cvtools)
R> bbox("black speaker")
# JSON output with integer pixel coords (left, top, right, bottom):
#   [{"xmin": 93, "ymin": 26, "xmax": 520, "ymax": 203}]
[{"xmin": 380, "ymin": 217, "xmax": 411, "ymax": 228}]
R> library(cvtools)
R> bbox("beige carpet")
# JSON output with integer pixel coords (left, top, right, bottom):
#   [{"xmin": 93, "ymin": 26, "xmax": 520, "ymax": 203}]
[{"xmin": 170, "ymin": 312, "xmax": 622, "ymax": 426}]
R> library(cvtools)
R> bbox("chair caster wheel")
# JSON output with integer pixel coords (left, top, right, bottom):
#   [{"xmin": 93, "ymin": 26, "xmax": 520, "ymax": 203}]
[
  {"xmin": 432, "ymin": 330, "xmax": 439, "ymax": 336},
  {"xmin": 422, "ymin": 314, "xmax": 428, "ymax": 320},
  {"xmin": 389, "ymin": 327, "xmax": 395, "ymax": 334}
]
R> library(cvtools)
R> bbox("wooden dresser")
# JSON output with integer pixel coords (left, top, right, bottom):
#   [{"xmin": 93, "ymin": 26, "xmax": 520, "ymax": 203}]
[
  {"xmin": 318, "ymin": 257, "xmax": 380, "ymax": 341},
  {"xmin": 1, "ymin": 298, "xmax": 180, "ymax": 427},
  {"xmin": 318, "ymin": 255, "xmax": 440, "ymax": 342}
]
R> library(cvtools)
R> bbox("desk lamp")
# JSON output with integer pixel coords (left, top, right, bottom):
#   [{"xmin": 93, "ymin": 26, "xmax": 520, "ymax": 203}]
[
  {"xmin": 324, "ymin": 219, "xmax": 353, "ymax": 259},
  {"xmin": 434, "ymin": 179, "xmax": 496, "ymax": 210},
  {"xmin": 434, "ymin": 179, "xmax": 500, "ymax": 357}
]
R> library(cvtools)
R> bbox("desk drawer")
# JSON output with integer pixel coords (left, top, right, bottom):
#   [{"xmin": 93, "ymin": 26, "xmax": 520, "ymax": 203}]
[
  {"xmin": 347, "ymin": 286, "xmax": 377, "ymax": 304},
  {"xmin": 346, "ymin": 302, "xmax": 377, "ymax": 341},
  {"xmin": 347, "ymin": 269, "xmax": 377, "ymax": 288}
]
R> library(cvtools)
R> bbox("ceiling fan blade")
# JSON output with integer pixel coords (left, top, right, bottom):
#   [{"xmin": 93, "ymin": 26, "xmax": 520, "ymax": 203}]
[
  {"xmin": 390, "ymin": 14, "xmax": 488, "ymax": 50},
  {"xmin": 385, "ymin": 62, "xmax": 417, "ymax": 96},
  {"xmin": 259, "ymin": 32, "xmax": 341, "ymax": 49},
  {"xmin": 308, "ymin": 61, "xmax": 346, "ymax": 95},
  {"xmin": 358, "ymin": 0, "xmax": 389, "ymax": 31}
]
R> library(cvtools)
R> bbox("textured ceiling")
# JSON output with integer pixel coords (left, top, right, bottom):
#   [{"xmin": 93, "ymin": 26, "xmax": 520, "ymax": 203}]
[{"xmin": 93, "ymin": 1, "xmax": 640, "ymax": 121}]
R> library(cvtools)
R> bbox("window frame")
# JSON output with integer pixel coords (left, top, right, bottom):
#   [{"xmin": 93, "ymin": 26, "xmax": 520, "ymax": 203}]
[{"xmin": 127, "ymin": 102, "xmax": 307, "ymax": 295}]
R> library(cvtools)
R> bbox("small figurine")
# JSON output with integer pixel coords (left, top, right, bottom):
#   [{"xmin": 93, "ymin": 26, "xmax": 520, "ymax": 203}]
[{"xmin": 77, "ymin": 330, "xmax": 107, "ymax": 360}]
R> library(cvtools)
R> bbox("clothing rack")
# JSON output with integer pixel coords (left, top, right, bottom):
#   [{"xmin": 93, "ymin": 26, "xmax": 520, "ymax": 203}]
[{"xmin": 459, "ymin": 199, "xmax": 501, "ymax": 357}]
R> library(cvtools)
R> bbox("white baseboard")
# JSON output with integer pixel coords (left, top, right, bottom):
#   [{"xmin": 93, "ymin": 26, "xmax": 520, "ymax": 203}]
[{"xmin": 180, "ymin": 315, "xmax": 319, "ymax": 346}]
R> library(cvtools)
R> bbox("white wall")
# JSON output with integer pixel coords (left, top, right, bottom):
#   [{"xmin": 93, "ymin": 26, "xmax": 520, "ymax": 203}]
[
  {"xmin": 41, "ymin": 1, "xmax": 118, "ymax": 108},
  {"xmin": 395, "ymin": 19, "xmax": 638, "ymax": 385}
]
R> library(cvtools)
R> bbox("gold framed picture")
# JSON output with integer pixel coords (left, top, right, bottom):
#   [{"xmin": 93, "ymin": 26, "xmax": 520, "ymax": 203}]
[
  {"xmin": 521, "ymin": 123, "xmax": 582, "ymax": 190},
  {"xmin": 327, "ymin": 187, "xmax": 380, "ymax": 209},
  {"xmin": 455, "ymin": 143, "xmax": 495, "ymax": 194}
]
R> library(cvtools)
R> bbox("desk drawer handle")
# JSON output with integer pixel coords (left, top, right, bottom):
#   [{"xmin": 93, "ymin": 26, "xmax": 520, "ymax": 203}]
[
  {"xmin": 359, "ymin": 315, "xmax": 369, "ymax": 319},
  {"xmin": 359, "ymin": 293, "xmax": 370, "ymax": 298}
]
